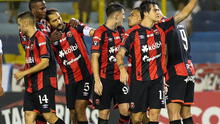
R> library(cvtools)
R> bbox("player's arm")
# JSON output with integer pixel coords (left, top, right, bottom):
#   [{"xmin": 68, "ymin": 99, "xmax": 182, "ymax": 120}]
[
  {"xmin": 174, "ymin": 0, "xmax": 197, "ymax": 24},
  {"xmin": 91, "ymin": 52, "xmax": 103, "ymax": 95},
  {"xmin": 116, "ymin": 47, "xmax": 129, "ymax": 84},
  {"xmin": 71, "ymin": 18, "xmax": 96, "ymax": 37},
  {"xmin": 14, "ymin": 58, "xmax": 49, "ymax": 80}
]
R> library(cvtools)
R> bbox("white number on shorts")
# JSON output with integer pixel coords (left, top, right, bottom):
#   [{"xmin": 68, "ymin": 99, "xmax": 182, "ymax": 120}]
[
  {"xmin": 38, "ymin": 94, "xmax": 49, "ymax": 104},
  {"xmin": 122, "ymin": 86, "xmax": 129, "ymax": 95},
  {"xmin": 84, "ymin": 82, "xmax": 90, "ymax": 92},
  {"xmin": 158, "ymin": 90, "xmax": 163, "ymax": 100},
  {"xmin": 179, "ymin": 29, "xmax": 188, "ymax": 51}
]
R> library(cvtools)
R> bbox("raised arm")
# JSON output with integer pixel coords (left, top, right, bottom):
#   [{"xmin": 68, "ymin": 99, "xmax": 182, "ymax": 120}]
[{"xmin": 174, "ymin": 0, "xmax": 197, "ymax": 24}]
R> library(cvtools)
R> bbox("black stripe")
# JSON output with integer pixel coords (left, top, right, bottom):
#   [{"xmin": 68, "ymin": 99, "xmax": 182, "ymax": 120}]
[
  {"xmin": 154, "ymin": 27, "xmax": 163, "ymax": 78},
  {"xmin": 105, "ymin": 30, "xmax": 115, "ymax": 79},
  {"xmin": 67, "ymin": 30, "xmax": 91, "ymax": 79},
  {"xmin": 137, "ymin": 29, "xmax": 150, "ymax": 81}
]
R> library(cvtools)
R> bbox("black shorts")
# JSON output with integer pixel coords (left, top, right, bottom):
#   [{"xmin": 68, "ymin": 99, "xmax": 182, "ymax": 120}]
[
  {"xmin": 23, "ymin": 86, "xmax": 56, "ymax": 113},
  {"xmin": 130, "ymin": 77, "xmax": 165, "ymax": 113},
  {"xmin": 166, "ymin": 76, "xmax": 194, "ymax": 105},
  {"xmin": 93, "ymin": 78, "xmax": 130, "ymax": 110},
  {"xmin": 65, "ymin": 76, "xmax": 93, "ymax": 109}
]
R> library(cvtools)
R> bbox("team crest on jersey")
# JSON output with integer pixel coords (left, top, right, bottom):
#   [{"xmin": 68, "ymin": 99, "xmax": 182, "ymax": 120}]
[
  {"xmin": 67, "ymin": 31, "xmax": 72, "ymax": 37},
  {"xmin": 154, "ymin": 29, "xmax": 159, "ymax": 35}
]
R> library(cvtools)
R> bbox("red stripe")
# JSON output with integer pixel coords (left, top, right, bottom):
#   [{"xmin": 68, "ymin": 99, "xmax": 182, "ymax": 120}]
[
  {"xmin": 27, "ymin": 78, "xmax": 32, "ymax": 93},
  {"xmin": 70, "ymin": 28, "xmax": 93, "ymax": 75},
  {"xmin": 25, "ymin": 40, "xmax": 33, "ymax": 93},
  {"xmin": 100, "ymin": 33, "xmax": 108, "ymax": 79},
  {"xmin": 50, "ymin": 77, "xmax": 57, "ymax": 89},
  {"xmin": 60, "ymin": 33, "xmax": 83, "ymax": 82},
  {"xmin": 147, "ymin": 30, "xmax": 158, "ymax": 80},
  {"xmin": 37, "ymin": 71, "xmax": 44, "ymax": 90},
  {"xmin": 165, "ymin": 26, "xmax": 174, "ymax": 34},
  {"xmin": 174, "ymin": 62, "xmax": 189, "ymax": 76},
  {"xmin": 34, "ymin": 32, "xmax": 44, "ymax": 91},
  {"xmin": 157, "ymin": 25, "xmax": 167, "ymax": 76},
  {"xmin": 36, "ymin": 32, "xmax": 48, "ymax": 56},
  {"xmin": 113, "ymin": 32, "xmax": 121, "ymax": 80},
  {"xmin": 134, "ymin": 31, "xmax": 142, "ymax": 81}
]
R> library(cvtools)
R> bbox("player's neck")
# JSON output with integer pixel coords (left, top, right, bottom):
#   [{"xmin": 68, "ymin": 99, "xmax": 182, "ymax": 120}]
[
  {"xmin": 105, "ymin": 18, "xmax": 117, "ymax": 31},
  {"xmin": 27, "ymin": 27, "xmax": 37, "ymax": 38},
  {"xmin": 140, "ymin": 17, "xmax": 154, "ymax": 29}
]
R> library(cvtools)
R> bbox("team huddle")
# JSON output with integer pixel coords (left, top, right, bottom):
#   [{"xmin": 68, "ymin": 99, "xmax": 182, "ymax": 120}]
[{"xmin": 14, "ymin": 0, "xmax": 197, "ymax": 124}]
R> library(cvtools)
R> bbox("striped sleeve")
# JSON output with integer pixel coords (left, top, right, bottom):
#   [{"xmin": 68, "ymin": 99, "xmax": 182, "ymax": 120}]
[
  {"xmin": 91, "ymin": 28, "xmax": 105, "ymax": 53},
  {"xmin": 36, "ymin": 32, "xmax": 50, "ymax": 58}
]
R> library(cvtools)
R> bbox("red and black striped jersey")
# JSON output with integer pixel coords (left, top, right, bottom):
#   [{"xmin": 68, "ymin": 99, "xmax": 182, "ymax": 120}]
[
  {"xmin": 165, "ymin": 24, "xmax": 195, "ymax": 80},
  {"xmin": 24, "ymin": 30, "xmax": 57, "ymax": 93},
  {"xmin": 91, "ymin": 25, "xmax": 125, "ymax": 80},
  {"xmin": 121, "ymin": 17, "xmax": 175, "ymax": 81},
  {"xmin": 20, "ymin": 19, "xmax": 50, "ymax": 48},
  {"xmin": 51, "ymin": 23, "xmax": 92, "ymax": 84}
]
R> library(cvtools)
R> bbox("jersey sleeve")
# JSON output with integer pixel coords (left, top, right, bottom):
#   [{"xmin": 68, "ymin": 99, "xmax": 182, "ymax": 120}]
[
  {"xmin": 157, "ymin": 17, "xmax": 175, "ymax": 32},
  {"xmin": 37, "ymin": 34, "xmax": 50, "ymax": 58},
  {"xmin": 91, "ymin": 29, "xmax": 104, "ymax": 53}
]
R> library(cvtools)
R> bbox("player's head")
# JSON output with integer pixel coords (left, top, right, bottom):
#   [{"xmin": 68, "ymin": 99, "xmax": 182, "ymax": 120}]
[
  {"xmin": 140, "ymin": 0, "xmax": 161, "ymax": 22},
  {"xmin": 17, "ymin": 11, "xmax": 36, "ymax": 35},
  {"xmin": 128, "ymin": 7, "xmax": 142, "ymax": 27},
  {"xmin": 106, "ymin": 2, "xmax": 125, "ymax": 26},
  {"xmin": 46, "ymin": 9, "xmax": 64, "ymax": 31},
  {"xmin": 29, "ymin": 0, "xmax": 46, "ymax": 20}
]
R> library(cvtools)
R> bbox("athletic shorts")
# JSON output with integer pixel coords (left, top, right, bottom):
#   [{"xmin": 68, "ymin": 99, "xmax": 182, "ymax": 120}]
[
  {"xmin": 23, "ymin": 86, "xmax": 56, "ymax": 113},
  {"xmin": 93, "ymin": 78, "xmax": 130, "ymax": 110},
  {"xmin": 65, "ymin": 76, "xmax": 93, "ymax": 109},
  {"xmin": 166, "ymin": 76, "xmax": 195, "ymax": 105},
  {"xmin": 130, "ymin": 77, "xmax": 165, "ymax": 113}
]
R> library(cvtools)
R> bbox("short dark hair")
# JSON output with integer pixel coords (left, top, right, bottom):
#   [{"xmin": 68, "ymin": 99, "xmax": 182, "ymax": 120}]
[
  {"xmin": 140, "ymin": 0, "xmax": 158, "ymax": 19},
  {"xmin": 17, "ymin": 11, "xmax": 35, "ymax": 24},
  {"xmin": 106, "ymin": 2, "xmax": 125, "ymax": 17},
  {"xmin": 45, "ymin": 8, "xmax": 58, "ymax": 21},
  {"xmin": 29, "ymin": 0, "xmax": 45, "ymax": 10}
]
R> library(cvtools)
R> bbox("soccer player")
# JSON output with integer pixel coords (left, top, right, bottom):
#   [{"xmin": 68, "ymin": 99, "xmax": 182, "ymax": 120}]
[
  {"xmin": 14, "ymin": 11, "xmax": 65, "ymax": 124},
  {"xmin": 128, "ymin": 8, "xmax": 142, "ymax": 28},
  {"xmin": 0, "ymin": 39, "xmax": 3, "ymax": 96},
  {"xmin": 164, "ymin": 9, "xmax": 196, "ymax": 124},
  {"xmin": 128, "ymin": 7, "xmax": 150, "ymax": 124},
  {"xmin": 46, "ymin": 9, "xmax": 95, "ymax": 124},
  {"xmin": 91, "ymin": 2, "xmax": 130, "ymax": 124},
  {"xmin": 165, "ymin": 21, "xmax": 195, "ymax": 124},
  {"xmin": 116, "ymin": 0, "xmax": 197, "ymax": 124}
]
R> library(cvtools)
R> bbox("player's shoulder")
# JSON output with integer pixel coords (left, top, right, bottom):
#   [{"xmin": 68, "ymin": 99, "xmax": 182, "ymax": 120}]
[
  {"xmin": 125, "ymin": 24, "xmax": 141, "ymax": 35},
  {"xmin": 35, "ymin": 30, "xmax": 47, "ymax": 41},
  {"xmin": 96, "ymin": 25, "xmax": 107, "ymax": 32},
  {"xmin": 94, "ymin": 25, "xmax": 108, "ymax": 37}
]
